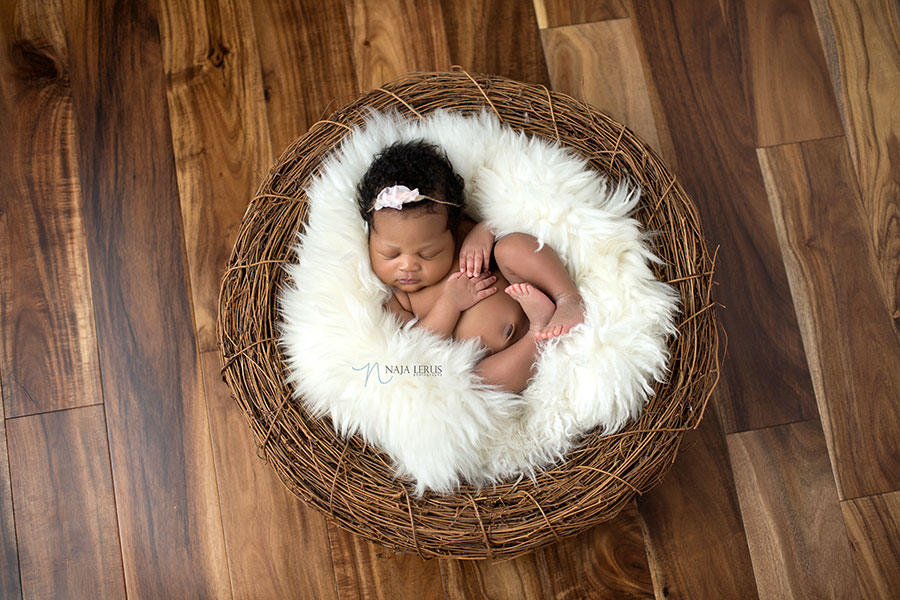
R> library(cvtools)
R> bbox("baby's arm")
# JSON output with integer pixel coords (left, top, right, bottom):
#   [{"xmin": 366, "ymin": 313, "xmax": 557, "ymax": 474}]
[
  {"xmin": 419, "ymin": 272, "xmax": 498, "ymax": 337},
  {"xmin": 475, "ymin": 332, "xmax": 538, "ymax": 394},
  {"xmin": 390, "ymin": 272, "xmax": 498, "ymax": 338},
  {"xmin": 385, "ymin": 293, "xmax": 415, "ymax": 326}
]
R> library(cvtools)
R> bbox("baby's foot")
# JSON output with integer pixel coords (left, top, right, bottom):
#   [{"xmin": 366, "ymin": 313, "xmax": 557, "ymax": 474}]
[
  {"xmin": 535, "ymin": 292, "xmax": 585, "ymax": 339},
  {"xmin": 505, "ymin": 283, "xmax": 555, "ymax": 333}
]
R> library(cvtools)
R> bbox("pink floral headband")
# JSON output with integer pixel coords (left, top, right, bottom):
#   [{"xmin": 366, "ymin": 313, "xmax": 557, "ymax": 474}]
[{"xmin": 368, "ymin": 185, "xmax": 455, "ymax": 212}]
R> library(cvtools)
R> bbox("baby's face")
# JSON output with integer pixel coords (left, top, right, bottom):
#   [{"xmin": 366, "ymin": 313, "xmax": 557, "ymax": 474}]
[{"xmin": 369, "ymin": 209, "xmax": 455, "ymax": 293}]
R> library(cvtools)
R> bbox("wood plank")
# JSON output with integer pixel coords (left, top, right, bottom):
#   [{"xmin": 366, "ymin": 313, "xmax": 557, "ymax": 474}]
[
  {"xmin": 637, "ymin": 402, "xmax": 758, "ymax": 599},
  {"xmin": 253, "ymin": 1, "xmax": 443, "ymax": 594},
  {"xmin": 727, "ymin": 420, "xmax": 860, "ymax": 599},
  {"xmin": 629, "ymin": 0, "xmax": 818, "ymax": 433},
  {"xmin": 6, "ymin": 406, "xmax": 125, "ymax": 599},
  {"xmin": 60, "ymin": 0, "xmax": 231, "ymax": 596},
  {"xmin": 719, "ymin": 0, "xmax": 843, "ymax": 146},
  {"xmin": 251, "ymin": 0, "xmax": 358, "ymax": 156},
  {"xmin": 0, "ymin": 0, "xmax": 101, "ymax": 418},
  {"xmin": 535, "ymin": 505, "xmax": 653, "ymax": 598},
  {"xmin": 841, "ymin": 491, "xmax": 900, "ymax": 600},
  {"xmin": 441, "ymin": 505, "xmax": 652, "ymax": 599},
  {"xmin": 333, "ymin": 3, "xmax": 453, "ymax": 594},
  {"xmin": 200, "ymin": 351, "xmax": 338, "ymax": 599},
  {"xmin": 442, "ymin": 5, "xmax": 649, "ymax": 598},
  {"xmin": 441, "ymin": 553, "xmax": 547, "ymax": 599},
  {"xmin": 532, "ymin": 0, "xmax": 628, "ymax": 28},
  {"xmin": 441, "ymin": 0, "xmax": 550, "ymax": 85},
  {"xmin": 541, "ymin": 19, "xmax": 672, "ymax": 162},
  {"xmin": 345, "ymin": 0, "xmax": 451, "ymax": 91},
  {"xmin": 0, "ymin": 378, "xmax": 22, "ymax": 599},
  {"xmin": 329, "ymin": 529, "xmax": 444, "ymax": 600},
  {"xmin": 157, "ymin": 0, "xmax": 273, "ymax": 354},
  {"xmin": 810, "ymin": 0, "xmax": 900, "ymax": 323},
  {"xmin": 757, "ymin": 138, "xmax": 900, "ymax": 499}
]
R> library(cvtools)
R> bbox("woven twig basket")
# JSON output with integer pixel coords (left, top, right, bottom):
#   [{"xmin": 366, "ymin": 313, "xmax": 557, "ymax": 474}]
[{"xmin": 217, "ymin": 70, "xmax": 719, "ymax": 560}]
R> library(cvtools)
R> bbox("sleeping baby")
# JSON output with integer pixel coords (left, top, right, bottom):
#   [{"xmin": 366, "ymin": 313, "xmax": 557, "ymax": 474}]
[{"xmin": 357, "ymin": 140, "xmax": 585, "ymax": 393}]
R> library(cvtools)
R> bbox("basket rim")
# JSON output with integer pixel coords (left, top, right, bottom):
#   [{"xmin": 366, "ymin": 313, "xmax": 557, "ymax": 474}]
[{"xmin": 217, "ymin": 69, "xmax": 720, "ymax": 560}]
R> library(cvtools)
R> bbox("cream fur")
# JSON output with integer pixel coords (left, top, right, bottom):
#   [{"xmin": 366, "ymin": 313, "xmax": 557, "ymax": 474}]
[{"xmin": 279, "ymin": 110, "xmax": 679, "ymax": 495}]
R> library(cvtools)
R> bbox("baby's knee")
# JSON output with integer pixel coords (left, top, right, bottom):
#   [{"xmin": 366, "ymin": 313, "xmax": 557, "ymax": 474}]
[{"xmin": 494, "ymin": 232, "xmax": 538, "ymax": 264}]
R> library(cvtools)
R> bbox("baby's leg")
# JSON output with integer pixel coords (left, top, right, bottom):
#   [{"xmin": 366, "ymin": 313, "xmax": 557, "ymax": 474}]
[{"xmin": 494, "ymin": 233, "xmax": 584, "ymax": 339}]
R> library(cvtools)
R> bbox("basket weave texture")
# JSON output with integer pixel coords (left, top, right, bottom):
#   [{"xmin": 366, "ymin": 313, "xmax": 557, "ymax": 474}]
[{"xmin": 217, "ymin": 70, "xmax": 719, "ymax": 560}]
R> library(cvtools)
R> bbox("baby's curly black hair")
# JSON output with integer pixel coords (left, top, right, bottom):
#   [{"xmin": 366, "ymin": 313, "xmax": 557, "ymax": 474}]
[{"xmin": 356, "ymin": 140, "xmax": 465, "ymax": 234}]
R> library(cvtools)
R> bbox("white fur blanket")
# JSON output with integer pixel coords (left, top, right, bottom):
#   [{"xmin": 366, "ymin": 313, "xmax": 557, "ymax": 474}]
[{"xmin": 279, "ymin": 110, "xmax": 679, "ymax": 495}]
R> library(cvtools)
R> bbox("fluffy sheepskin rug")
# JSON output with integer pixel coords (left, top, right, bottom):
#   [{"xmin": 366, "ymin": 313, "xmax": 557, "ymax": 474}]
[{"xmin": 279, "ymin": 110, "xmax": 679, "ymax": 495}]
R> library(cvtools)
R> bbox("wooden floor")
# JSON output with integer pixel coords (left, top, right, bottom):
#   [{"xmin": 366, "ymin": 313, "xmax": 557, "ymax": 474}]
[{"xmin": 1, "ymin": 0, "xmax": 899, "ymax": 598}]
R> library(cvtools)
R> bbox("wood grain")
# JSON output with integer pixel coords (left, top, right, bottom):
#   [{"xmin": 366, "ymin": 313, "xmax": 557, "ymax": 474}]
[
  {"xmin": 532, "ymin": 0, "xmax": 628, "ymax": 28},
  {"xmin": 810, "ymin": 0, "xmax": 900, "ymax": 323},
  {"xmin": 158, "ymin": 0, "xmax": 272, "ymax": 353},
  {"xmin": 629, "ymin": 0, "xmax": 818, "ymax": 433},
  {"xmin": 727, "ymin": 420, "xmax": 860, "ymax": 599},
  {"xmin": 251, "ymin": 0, "xmax": 358, "ymax": 156},
  {"xmin": 541, "ymin": 19, "xmax": 670, "ymax": 161},
  {"xmin": 329, "ymin": 528, "xmax": 444, "ymax": 600},
  {"xmin": 253, "ymin": 2, "xmax": 444, "ymax": 595},
  {"xmin": 6, "ymin": 406, "xmax": 125, "ymax": 599},
  {"xmin": 637, "ymin": 402, "xmax": 758, "ymax": 599},
  {"xmin": 441, "ymin": 506, "xmax": 652, "ymax": 599},
  {"xmin": 536, "ymin": 505, "xmax": 653, "ymax": 599},
  {"xmin": 61, "ymin": 0, "xmax": 230, "ymax": 596},
  {"xmin": 757, "ymin": 138, "xmax": 900, "ymax": 500},
  {"xmin": 841, "ymin": 491, "xmax": 900, "ymax": 600},
  {"xmin": 441, "ymin": 5, "xmax": 646, "ymax": 598},
  {"xmin": 200, "ymin": 351, "xmax": 338, "ymax": 599},
  {"xmin": 327, "ymin": 3, "xmax": 455, "ymax": 596},
  {"xmin": 0, "ymin": 0, "xmax": 101, "ymax": 418},
  {"xmin": 441, "ymin": 0, "xmax": 550, "ymax": 86},
  {"xmin": 441, "ymin": 552, "xmax": 547, "ymax": 599},
  {"xmin": 719, "ymin": 0, "xmax": 843, "ymax": 146},
  {"xmin": 0, "ymin": 378, "xmax": 21, "ymax": 598},
  {"xmin": 345, "ymin": 0, "xmax": 451, "ymax": 91}
]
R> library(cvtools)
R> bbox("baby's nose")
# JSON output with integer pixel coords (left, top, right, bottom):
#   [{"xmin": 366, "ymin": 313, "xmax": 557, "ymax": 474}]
[{"xmin": 399, "ymin": 256, "xmax": 420, "ymax": 271}]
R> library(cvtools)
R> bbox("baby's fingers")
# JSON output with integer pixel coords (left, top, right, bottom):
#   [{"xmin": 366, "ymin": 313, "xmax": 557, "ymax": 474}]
[
  {"xmin": 474, "ymin": 275, "xmax": 497, "ymax": 290},
  {"xmin": 466, "ymin": 251, "xmax": 479, "ymax": 277},
  {"xmin": 475, "ymin": 286, "xmax": 497, "ymax": 301},
  {"xmin": 474, "ymin": 250, "xmax": 487, "ymax": 276}
]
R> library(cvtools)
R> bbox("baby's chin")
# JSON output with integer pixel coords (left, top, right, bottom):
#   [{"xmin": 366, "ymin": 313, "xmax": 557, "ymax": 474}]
[{"xmin": 394, "ymin": 279, "xmax": 424, "ymax": 292}]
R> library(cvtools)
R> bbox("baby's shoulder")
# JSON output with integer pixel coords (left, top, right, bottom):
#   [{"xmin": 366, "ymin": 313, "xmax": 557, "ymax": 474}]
[{"xmin": 392, "ymin": 289, "xmax": 413, "ymax": 312}]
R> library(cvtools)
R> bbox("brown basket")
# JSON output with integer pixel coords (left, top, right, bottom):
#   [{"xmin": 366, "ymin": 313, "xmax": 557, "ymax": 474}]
[{"xmin": 217, "ymin": 70, "xmax": 719, "ymax": 560}]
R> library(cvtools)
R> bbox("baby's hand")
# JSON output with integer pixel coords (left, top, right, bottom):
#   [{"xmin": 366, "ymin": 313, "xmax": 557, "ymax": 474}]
[
  {"xmin": 443, "ymin": 271, "xmax": 498, "ymax": 311},
  {"xmin": 459, "ymin": 222, "xmax": 495, "ymax": 276}
]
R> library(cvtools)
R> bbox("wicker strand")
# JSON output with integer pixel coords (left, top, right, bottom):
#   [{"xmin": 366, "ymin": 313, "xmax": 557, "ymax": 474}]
[
  {"xmin": 522, "ymin": 490, "xmax": 561, "ymax": 541},
  {"xmin": 221, "ymin": 337, "xmax": 279, "ymax": 370},
  {"xmin": 541, "ymin": 84, "xmax": 560, "ymax": 144},
  {"xmin": 468, "ymin": 497, "xmax": 494, "ymax": 560},
  {"xmin": 404, "ymin": 488, "xmax": 423, "ymax": 557},
  {"xmin": 375, "ymin": 87, "xmax": 423, "ymax": 118},
  {"xmin": 455, "ymin": 66, "xmax": 501, "ymax": 121}
]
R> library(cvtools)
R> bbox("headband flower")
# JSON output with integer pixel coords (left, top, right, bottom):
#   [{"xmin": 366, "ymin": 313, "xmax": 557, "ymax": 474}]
[{"xmin": 373, "ymin": 185, "xmax": 424, "ymax": 211}]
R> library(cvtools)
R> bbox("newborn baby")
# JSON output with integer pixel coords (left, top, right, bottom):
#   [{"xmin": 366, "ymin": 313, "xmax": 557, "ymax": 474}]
[{"xmin": 358, "ymin": 140, "xmax": 585, "ymax": 393}]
